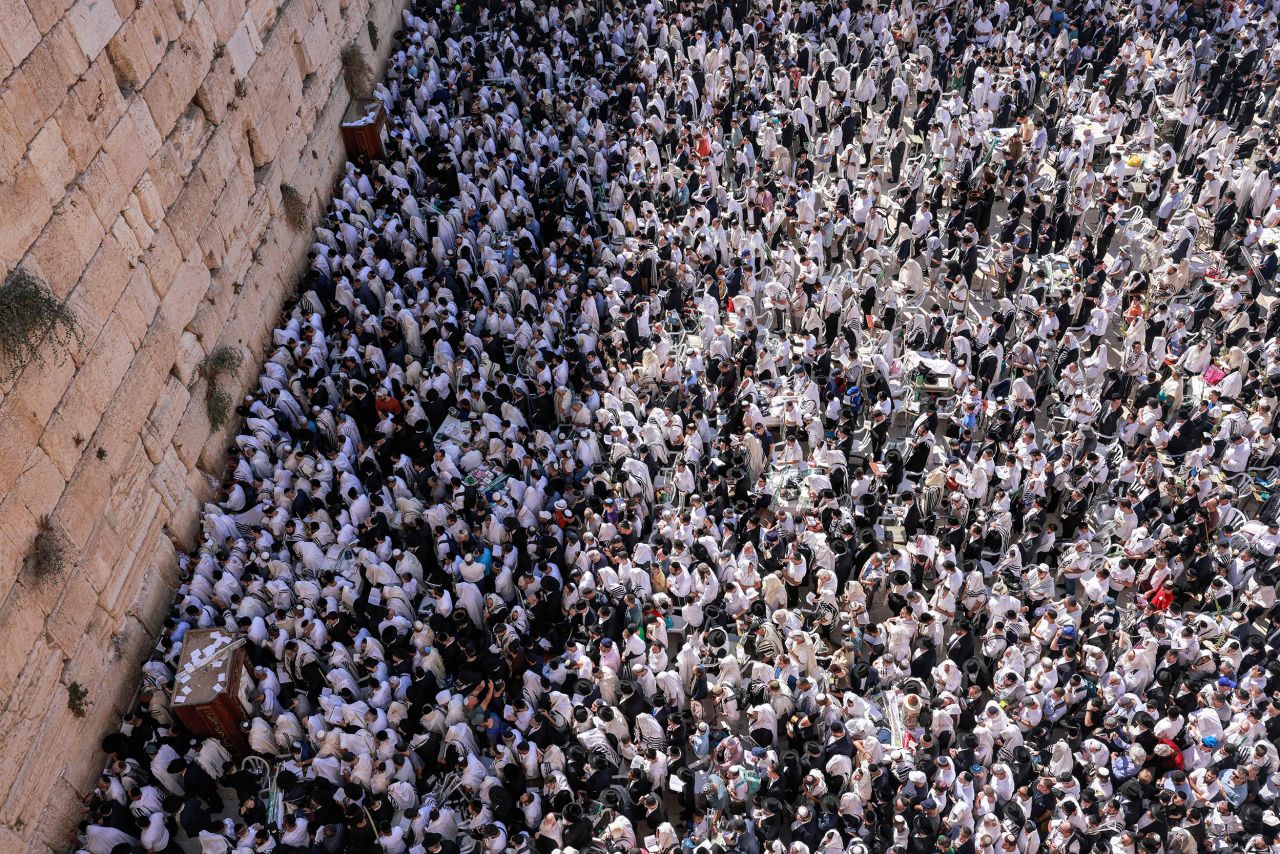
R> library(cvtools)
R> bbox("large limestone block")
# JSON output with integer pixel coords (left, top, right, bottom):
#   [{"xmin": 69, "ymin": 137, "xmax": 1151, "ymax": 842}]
[
  {"xmin": 127, "ymin": 95, "xmax": 164, "ymax": 155},
  {"xmin": 27, "ymin": 0, "xmax": 78, "ymax": 36},
  {"xmin": 142, "ymin": 375, "xmax": 192, "ymax": 464},
  {"xmin": 113, "ymin": 267, "xmax": 160, "ymax": 348},
  {"xmin": 6, "ymin": 446, "xmax": 68, "ymax": 538},
  {"xmin": 56, "ymin": 55, "xmax": 129, "ymax": 170},
  {"xmin": 68, "ymin": 0, "xmax": 123, "ymax": 61},
  {"xmin": 0, "ymin": 408, "xmax": 42, "ymax": 497},
  {"xmin": 105, "ymin": 2, "xmax": 170, "ymax": 89},
  {"xmin": 27, "ymin": 120, "xmax": 76, "ymax": 204},
  {"xmin": 0, "ymin": 639, "xmax": 65, "ymax": 821},
  {"xmin": 63, "ymin": 229, "xmax": 136, "ymax": 358},
  {"xmin": 119, "ymin": 196, "xmax": 157, "ymax": 252},
  {"xmin": 193, "ymin": 52, "xmax": 237, "ymax": 125},
  {"xmin": 165, "ymin": 170, "xmax": 220, "ymax": 259},
  {"xmin": 69, "ymin": 315, "xmax": 137, "ymax": 427},
  {"xmin": 144, "ymin": 222, "xmax": 186, "ymax": 301},
  {"xmin": 205, "ymin": 0, "xmax": 249, "ymax": 42},
  {"xmin": 22, "ymin": 24, "xmax": 87, "ymax": 119},
  {"xmin": 249, "ymin": 0, "xmax": 286, "ymax": 38},
  {"xmin": 55, "ymin": 452, "xmax": 114, "ymax": 551},
  {"xmin": 134, "ymin": 173, "xmax": 164, "ymax": 226},
  {"xmin": 46, "ymin": 572, "xmax": 100, "ymax": 662},
  {"xmin": 172, "ymin": 330, "xmax": 205, "ymax": 386},
  {"xmin": 77, "ymin": 149, "xmax": 127, "ymax": 230},
  {"xmin": 0, "ymin": 650, "xmax": 76, "ymax": 768},
  {"xmin": 7, "ymin": 341, "xmax": 76, "ymax": 433},
  {"xmin": 0, "ymin": 100, "xmax": 25, "ymax": 180},
  {"xmin": 0, "ymin": 0, "xmax": 42, "ymax": 70},
  {"xmin": 226, "ymin": 14, "xmax": 264, "ymax": 79},
  {"xmin": 147, "ymin": 114, "xmax": 205, "ymax": 211},
  {"xmin": 0, "ymin": 166, "xmax": 55, "ymax": 268},
  {"xmin": 103, "ymin": 105, "xmax": 154, "ymax": 193},
  {"xmin": 141, "ymin": 70, "xmax": 185, "ymax": 141}
]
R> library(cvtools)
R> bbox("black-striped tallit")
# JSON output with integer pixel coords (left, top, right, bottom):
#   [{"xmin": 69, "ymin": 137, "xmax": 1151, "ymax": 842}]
[{"xmin": 915, "ymin": 484, "xmax": 943, "ymax": 520}]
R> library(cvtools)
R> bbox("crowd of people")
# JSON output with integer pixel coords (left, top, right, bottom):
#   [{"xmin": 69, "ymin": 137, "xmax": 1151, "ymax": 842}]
[{"xmin": 72, "ymin": 0, "xmax": 1280, "ymax": 852}]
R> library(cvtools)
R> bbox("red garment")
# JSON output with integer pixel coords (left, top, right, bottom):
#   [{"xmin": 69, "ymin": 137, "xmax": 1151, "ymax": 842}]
[
  {"xmin": 1153, "ymin": 737, "xmax": 1184, "ymax": 773},
  {"xmin": 1148, "ymin": 584, "xmax": 1174, "ymax": 611}
]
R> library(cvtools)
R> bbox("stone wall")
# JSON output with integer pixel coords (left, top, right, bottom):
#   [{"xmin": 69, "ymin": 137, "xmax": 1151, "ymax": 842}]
[{"xmin": 0, "ymin": 0, "xmax": 403, "ymax": 849}]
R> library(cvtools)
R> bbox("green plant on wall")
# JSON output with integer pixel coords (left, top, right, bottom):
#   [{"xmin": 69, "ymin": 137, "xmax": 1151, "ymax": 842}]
[
  {"xmin": 280, "ymin": 183, "xmax": 309, "ymax": 231},
  {"xmin": 201, "ymin": 346, "xmax": 244, "ymax": 432},
  {"xmin": 0, "ymin": 268, "xmax": 83, "ymax": 385},
  {"xmin": 341, "ymin": 42, "xmax": 374, "ymax": 98},
  {"xmin": 24, "ymin": 515, "xmax": 70, "ymax": 582},
  {"xmin": 67, "ymin": 682, "xmax": 89, "ymax": 718}
]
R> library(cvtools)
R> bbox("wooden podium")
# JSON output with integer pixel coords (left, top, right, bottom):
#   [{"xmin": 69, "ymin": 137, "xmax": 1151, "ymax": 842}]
[
  {"xmin": 171, "ymin": 628, "xmax": 253, "ymax": 752},
  {"xmin": 341, "ymin": 98, "xmax": 387, "ymax": 160}
]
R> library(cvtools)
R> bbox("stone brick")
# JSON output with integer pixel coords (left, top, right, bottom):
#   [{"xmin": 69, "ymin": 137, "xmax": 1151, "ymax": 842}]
[
  {"xmin": 69, "ymin": 315, "xmax": 137, "ymax": 426},
  {"xmin": 148, "ymin": 105, "xmax": 209, "ymax": 209},
  {"xmin": 46, "ymin": 571, "xmax": 99, "ymax": 659},
  {"xmin": 112, "ymin": 267, "xmax": 159, "ymax": 348},
  {"xmin": 134, "ymin": 173, "xmax": 163, "ymax": 225},
  {"xmin": 0, "ymin": 159, "xmax": 55, "ymax": 267},
  {"xmin": 165, "ymin": 170, "xmax": 219, "ymax": 259},
  {"xmin": 0, "ymin": 0, "xmax": 42, "ymax": 68},
  {"xmin": 55, "ymin": 452, "xmax": 113, "ymax": 551},
  {"xmin": 57, "ymin": 55, "xmax": 129, "ymax": 170},
  {"xmin": 114, "ymin": 0, "xmax": 170, "ymax": 79},
  {"xmin": 67, "ymin": 0, "xmax": 123, "ymax": 61},
  {"xmin": 77, "ymin": 148, "xmax": 127, "ymax": 229},
  {"xmin": 8, "ymin": 445, "xmax": 69, "ymax": 524},
  {"xmin": 98, "ymin": 356, "xmax": 161, "ymax": 469},
  {"xmin": 142, "ymin": 374, "xmax": 191, "ymax": 463},
  {"xmin": 0, "ymin": 641, "xmax": 73, "ymax": 825},
  {"xmin": 186, "ymin": 287, "xmax": 234, "ymax": 347},
  {"xmin": 40, "ymin": 401, "xmax": 101, "ymax": 482},
  {"xmin": 226, "ymin": 15, "xmax": 263, "ymax": 79},
  {"xmin": 172, "ymin": 330, "xmax": 204, "ymax": 385},
  {"xmin": 0, "ymin": 59, "xmax": 48, "ymax": 149},
  {"xmin": 67, "ymin": 230, "xmax": 134, "ymax": 334},
  {"xmin": 193, "ymin": 53, "xmax": 236, "ymax": 126},
  {"xmin": 0, "ymin": 619, "xmax": 55, "ymax": 734},
  {"xmin": 7, "ymin": 341, "xmax": 75, "ymax": 432},
  {"xmin": 171, "ymin": 391, "xmax": 213, "ymax": 469},
  {"xmin": 0, "ymin": 100, "xmax": 25, "ymax": 180},
  {"xmin": 105, "ymin": 7, "xmax": 163, "ymax": 89},
  {"xmin": 27, "ymin": 189, "xmax": 103, "ymax": 300},
  {"xmin": 26, "ymin": 119, "xmax": 76, "ymax": 203},
  {"xmin": 119, "ymin": 197, "xmax": 155, "ymax": 251},
  {"xmin": 205, "ymin": 0, "xmax": 246, "ymax": 43},
  {"xmin": 141, "ymin": 68, "xmax": 183, "ymax": 139},
  {"xmin": 155, "ymin": 0, "xmax": 196, "ymax": 42},
  {"xmin": 0, "ymin": 407, "xmax": 41, "ymax": 501},
  {"xmin": 102, "ymin": 106, "xmax": 151, "ymax": 190},
  {"xmin": 26, "ymin": 0, "xmax": 77, "ymax": 35},
  {"xmin": 144, "ymin": 223, "xmax": 185, "ymax": 299},
  {"xmin": 127, "ymin": 97, "xmax": 163, "ymax": 158},
  {"xmin": 294, "ymin": 20, "xmax": 325, "ymax": 76},
  {"xmin": 18, "ymin": 30, "xmax": 81, "ymax": 122}
]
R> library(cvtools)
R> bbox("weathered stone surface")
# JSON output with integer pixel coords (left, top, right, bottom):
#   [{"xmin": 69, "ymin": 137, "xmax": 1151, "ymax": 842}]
[
  {"xmin": 0, "ymin": 165, "xmax": 56, "ymax": 267},
  {"xmin": 0, "ymin": 1, "xmax": 410, "ymax": 850},
  {"xmin": 67, "ymin": 0, "xmax": 122, "ymax": 61},
  {"xmin": 27, "ymin": 120, "xmax": 76, "ymax": 202},
  {"xmin": 0, "ymin": 0, "xmax": 43, "ymax": 71}
]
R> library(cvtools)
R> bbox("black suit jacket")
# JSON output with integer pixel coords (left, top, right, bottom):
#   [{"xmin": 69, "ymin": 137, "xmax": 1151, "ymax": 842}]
[{"xmin": 947, "ymin": 631, "xmax": 975, "ymax": 664}]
